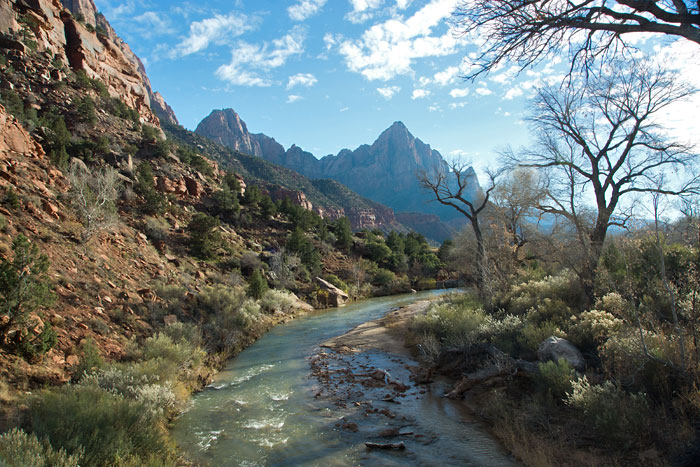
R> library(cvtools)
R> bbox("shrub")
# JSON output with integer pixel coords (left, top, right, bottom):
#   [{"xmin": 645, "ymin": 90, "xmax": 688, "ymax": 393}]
[
  {"xmin": 412, "ymin": 301, "xmax": 488, "ymax": 350},
  {"xmin": 79, "ymin": 366, "xmax": 178, "ymax": 416},
  {"xmin": 197, "ymin": 285, "xmax": 260, "ymax": 352},
  {"xmin": 568, "ymin": 309, "xmax": 623, "ymax": 352},
  {"xmin": 372, "ymin": 268, "xmax": 396, "ymax": 287},
  {"xmin": 259, "ymin": 194, "xmax": 277, "ymax": 218},
  {"xmin": 332, "ymin": 217, "xmax": 353, "ymax": 250},
  {"xmin": 140, "ymin": 332, "xmax": 205, "ymax": 375},
  {"xmin": 75, "ymin": 96, "xmax": 96, "ymax": 124},
  {"xmin": 324, "ymin": 274, "xmax": 349, "ymax": 292},
  {"xmin": 213, "ymin": 185, "xmax": 239, "ymax": 220},
  {"xmin": 142, "ymin": 216, "xmax": 169, "ymax": 244},
  {"xmin": 247, "ymin": 269, "xmax": 268, "ymax": 300},
  {"xmin": 505, "ymin": 270, "xmax": 583, "ymax": 316},
  {"xmin": 40, "ymin": 112, "xmax": 71, "ymax": 167},
  {"xmin": 106, "ymin": 97, "xmax": 139, "ymax": 123},
  {"xmin": 133, "ymin": 162, "xmax": 165, "ymax": 215},
  {"xmin": 29, "ymin": 385, "xmax": 173, "ymax": 466},
  {"xmin": 0, "ymin": 428, "xmax": 81, "ymax": 467},
  {"xmin": 259, "ymin": 289, "xmax": 298, "ymax": 314},
  {"xmin": 0, "ymin": 89, "xmax": 25, "ymax": 122},
  {"xmin": 71, "ymin": 338, "xmax": 104, "ymax": 380},
  {"xmin": 68, "ymin": 164, "xmax": 121, "ymax": 242},
  {"xmin": 565, "ymin": 376, "xmax": 649, "ymax": 447},
  {"xmin": 517, "ymin": 319, "xmax": 565, "ymax": 355},
  {"xmin": 0, "ymin": 235, "xmax": 54, "ymax": 355},
  {"xmin": 187, "ymin": 212, "xmax": 221, "ymax": 259},
  {"xmin": 537, "ymin": 358, "xmax": 576, "ymax": 398},
  {"xmin": 141, "ymin": 124, "xmax": 160, "ymax": 143},
  {"xmin": 2, "ymin": 186, "xmax": 21, "ymax": 210},
  {"xmin": 73, "ymin": 70, "xmax": 108, "ymax": 97}
]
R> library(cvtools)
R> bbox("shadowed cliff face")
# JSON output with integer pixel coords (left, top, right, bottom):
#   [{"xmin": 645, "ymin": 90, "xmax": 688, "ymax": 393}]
[{"xmin": 195, "ymin": 111, "xmax": 481, "ymax": 225}]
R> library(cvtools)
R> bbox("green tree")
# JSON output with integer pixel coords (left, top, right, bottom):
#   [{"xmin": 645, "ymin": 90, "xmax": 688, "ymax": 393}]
[
  {"xmin": 332, "ymin": 217, "xmax": 353, "ymax": 250},
  {"xmin": 0, "ymin": 235, "xmax": 55, "ymax": 355},
  {"xmin": 247, "ymin": 269, "xmax": 268, "ymax": 300},
  {"xmin": 133, "ymin": 162, "xmax": 165, "ymax": 215},
  {"xmin": 75, "ymin": 96, "xmax": 96, "ymax": 124},
  {"xmin": 40, "ymin": 113, "xmax": 71, "ymax": 167},
  {"xmin": 213, "ymin": 185, "xmax": 240, "ymax": 221},
  {"xmin": 187, "ymin": 212, "xmax": 221, "ymax": 259},
  {"xmin": 242, "ymin": 185, "xmax": 262, "ymax": 206},
  {"xmin": 260, "ymin": 195, "xmax": 277, "ymax": 219}
]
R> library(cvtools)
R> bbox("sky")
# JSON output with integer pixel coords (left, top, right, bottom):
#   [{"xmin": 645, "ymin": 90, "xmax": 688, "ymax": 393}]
[{"xmin": 94, "ymin": 0, "xmax": 700, "ymax": 173}]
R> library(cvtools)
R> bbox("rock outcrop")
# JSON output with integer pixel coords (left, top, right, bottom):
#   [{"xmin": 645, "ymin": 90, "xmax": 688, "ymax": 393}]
[
  {"xmin": 315, "ymin": 277, "xmax": 349, "ymax": 307},
  {"xmin": 195, "ymin": 109, "xmax": 263, "ymax": 157},
  {"xmin": 537, "ymin": 336, "xmax": 585, "ymax": 371}
]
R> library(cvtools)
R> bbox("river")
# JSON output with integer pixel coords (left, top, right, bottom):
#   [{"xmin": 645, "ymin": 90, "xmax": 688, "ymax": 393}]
[{"xmin": 172, "ymin": 290, "xmax": 518, "ymax": 466}]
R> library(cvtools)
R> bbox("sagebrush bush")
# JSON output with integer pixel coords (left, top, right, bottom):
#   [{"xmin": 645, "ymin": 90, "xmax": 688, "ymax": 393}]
[
  {"xmin": 0, "ymin": 428, "xmax": 81, "ymax": 467},
  {"xmin": 506, "ymin": 270, "xmax": 583, "ymax": 317},
  {"xmin": 259, "ymin": 289, "xmax": 298, "ymax": 315},
  {"xmin": 537, "ymin": 358, "xmax": 576, "ymax": 398},
  {"xmin": 79, "ymin": 366, "xmax": 178, "ymax": 416},
  {"xmin": 140, "ymin": 333, "xmax": 206, "ymax": 374},
  {"xmin": 197, "ymin": 285, "xmax": 260, "ymax": 353},
  {"xmin": 517, "ymin": 319, "xmax": 565, "ymax": 355},
  {"xmin": 30, "ymin": 385, "xmax": 173, "ymax": 466},
  {"xmin": 565, "ymin": 376, "xmax": 649, "ymax": 447},
  {"xmin": 412, "ymin": 302, "xmax": 487, "ymax": 350},
  {"xmin": 568, "ymin": 309, "xmax": 623, "ymax": 352}
]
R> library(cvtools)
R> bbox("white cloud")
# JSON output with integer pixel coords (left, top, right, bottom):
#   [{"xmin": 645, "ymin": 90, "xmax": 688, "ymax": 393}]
[
  {"xmin": 428, "ymin": 103, "xmax": 441, "ymax": 112},
  {"xmin": 475, "ymin": 86, "xmax": 492, "ymax": 96},
  {"xmin": 377, "ymin": 86, "xmax": 400, "ymax": 99},
  {"xmin": 287, "ymin": 94, "xmax": 303, "ymax": 103},
  {"xmin": 411, "ymin": 89, "xmax": 430, "ymax": 99},
  {"xmin": 503, "ymin": 87, "xmax": 523, "ymax": 100},
  {"xmin": 216, "ymin": 27, "xmax": 306, "ymax": 86},
  {"xmin": 340, "ymin": 106, "xmax": 350, "ymax": 112},
  {"xmin": 287, "ymin": 73, "xmax": 318, "ymax": 89},
  {"xmin": 449, "ymin": 101, "xmax": 467, "ymax": 109},
  {"xmin": 172, "ymin": 12, "xmax": 258, "ymax": 57},
  {"xmin": 346, "ymin": 0, "xmax": 384, "ymax": 23},
  {"xmin": 288, "ymin": 0, "xmax": 327, "ymax": 21},
  {"xmin": 335, "ymin": 0, "xmax": 466, "ymax": 81},
  {"xmin": 396, "ymin": 0, "xmax": 412, "ymax": 8},
  {"xmin": 449, "ymin": 88, "xmax": 469, "ymax": 98}
]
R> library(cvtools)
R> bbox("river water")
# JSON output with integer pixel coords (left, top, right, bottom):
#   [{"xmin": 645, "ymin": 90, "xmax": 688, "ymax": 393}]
[{"xmin": 172, "ymin": 290, "xmax": 518, "ymax": 466}]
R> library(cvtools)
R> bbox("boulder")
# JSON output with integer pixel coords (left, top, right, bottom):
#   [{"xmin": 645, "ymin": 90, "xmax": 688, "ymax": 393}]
[
  {"xmin": 537, "ymin": 336, "xmax": 585, "ymax": 370},
  {"xmin": 315, "ymin": 277, "xmax": 350, "ymax": 307}
]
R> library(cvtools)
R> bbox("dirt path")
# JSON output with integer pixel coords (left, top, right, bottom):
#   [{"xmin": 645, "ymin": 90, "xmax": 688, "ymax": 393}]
[{"xmin": 320, "ymin": 299, "xmax": 432, "ymax": 357}]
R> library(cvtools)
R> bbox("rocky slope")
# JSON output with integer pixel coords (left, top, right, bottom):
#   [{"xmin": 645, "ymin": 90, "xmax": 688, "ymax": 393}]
[{"xmin": 196, "ymin": 109, "xmax": 480, "ymax": 239}]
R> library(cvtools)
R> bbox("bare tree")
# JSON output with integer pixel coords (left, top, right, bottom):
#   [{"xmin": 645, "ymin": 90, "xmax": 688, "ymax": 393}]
[
  {"xmin": 508, "ymin": 60, "xmax": 698, "ymax": 298},
  {"xmin": 419, "ymin": 161, "xmax": 499, "ymax": 290},
  {"xmin": 68, "ymin": 162, "xmax": 122, "ymax": 242},
  {"xmin": 453, "ymin": 0, "xmax": 700, "ymax": 77}
]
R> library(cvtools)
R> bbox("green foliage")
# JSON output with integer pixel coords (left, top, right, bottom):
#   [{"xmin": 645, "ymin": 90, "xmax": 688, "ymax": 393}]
[
  {"xmin": 412, "ymin": 300, "xmax": 488, "ymax": 350},
  {"xmin": 29, "ymin": 385, "xmax": 173, "ymax": 466},
  {"xmin": 212, "ymin": 185, "xmax": 240, "ymax": 221},
  {"xmin": 222, "ymin": 173, "xmax": 241, "ymax": 193},
  {"xmin": 187, "ymin": 212, "xmax": 221, "ymax": 259},
  {"xmin": 438, "ymin": 239, "xmax": 453, "ymax": 262},
  {"xmin": 72, "ymin": 338, "xmax": 104, "ymax": 380},
  {"xmin": 74, "ymin": 70, "xmax": 108, "ymax": 97},
  {"xmin": 0, "ymin": 89, "xmax": 26, "ymax": 122},
  {"xmin": 3, "ymin": 186, "xmax": 21, "ymax": 210},
  {"xmin": 141, "ymin": 124, "xmax": 160, "ymax": 143},
  {"xmin": 133, "ymin": 162, "xmax": 165, "ymax": 215},
  {"xmin": 40, "ymin": 112, "xmax": 71, "ymax": 167},
  {"xmin": 18, "ymin": 14, "xmax": 38, "ymax": 51},
  {"xmin": 331, "ymin": 217, "xmax": 353, "ymax": 250},
  {"xmin": 247, "ymin": 269, "xmax": 268, "ymax": 300},
  {"xmin": 68, "ymin": 136, "xmax": 111, "ymax": 163},
  {"xmin": 196, "ymin": 285, "xmax": 260, "ymax": 353},
  {"xmin": 278, "ymin": 198, "xmax": 323, "ymax": 232},
  {"xmin": 365, "ymin": 240, "xmax": 392, "ymax": 263},
  {"xmin": 0, "ymin": 428, "xmax": 81, "ymax": 467},
  {"xmin": 372, "ymin": 267, "xmax": 396, "ymax": 287},
  {"xmin": 259, "ymin": 289, "xmax": 298, "ymax": 314},
  {"xmin": 259, "ymin": 194, "xmax": 277, "ymax": 218},
  {"xmin": 537, "ymin": 358, "xmax": 576, "ymax": 398},
  {"xmin": 565, "ymin": 376, "xmax": 649, "ymax": 447},
  {"xmin": 75, "ymin": 96, "xmax": 96, "ymax": 124},
  {"xmin": 324, "ymin": 274, "xmax": 349, "ymax": 292},
  {"xmin": 286, "ymin": 227, "xmax": 321, "ymax": 275},
  {"xmin": 242, "ymin": 185, "xmax": 262, "ymax": 206},
  {"xmin": 18, "ymin": 321, "xmax": 57, "ymax": 360},
  {"xmin": 568, "ymin": 309, "xmax": 623, "ymax": 352},
  {"xmin": 0, "ymin": 235, "xmax": 54, "ymax": 355},
  {"xmin": 106, "ymin": 97, "xmax": 139, "ymax": 123},
  {"xmin": 517, "ymin": 320, "xmax": 565, "ymax": 355}
]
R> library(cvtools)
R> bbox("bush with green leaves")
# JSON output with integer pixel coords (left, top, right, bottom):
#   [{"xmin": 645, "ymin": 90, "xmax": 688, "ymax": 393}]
[
  {"xmin": 133, "ymin": 162, "xmax": 165, "ymax": 215},
  {"xmin": 505, "ymin": 270, "xmax": 583, "ymax": 317},
  {"xmin": 372, "ymin": 268, "xmax": 396, "ymax": 287},
  {"xmin": 75, "ymin": 96, "xmax": 96, "ymax": 124},
  {"xmin": 71, "ymin": 338, "xmax": 104, "ymax": 381},
  {"xmin": 568, "ymin": 309, "xmax": 623, "ymax": 352},
  {"xmin": 106, "ymin": 97, "xmax": 139, "ymax": 123},
  {"xmin": 286, "ymin": 227, "xmax": 321, "ymax": 275},
  {"xmin": 259, "ymin": 289, "xmax": 298, "ymax": 315},
  {"xmin": 537, "ymin": 358, "xmax": 577, "ymax": 398},
  {"xmin": 213, "ymin": 184, "xmax": 240, "ymax": 220},
  {"xmin": 29, "ymin": 385, "xmax": 174, "ymax": 466},
  {"xmin": 39, "ymin": 112, "xmax": 71, "ymax": 167},
  {"xmin": 412, "ymin": 301, "xmax": 488, "ymax": 351},
  {"xmin": 565, "ymin": 376, "xmax": 649, "ymax": 447},
  {"xmin": 197, "ymin": 285, "xmax": 260, "ymax": 353},
  {"xmin": 2, "ymin": 186, "xmax": 21, "ymax": 210},
  {"xmin": 247, "ymin": 269, "xmax": 268, "ymax": 300},
  {"xmin": 0, "ymin": 235, "xmax": 55, "ymax": 357},
  {"xmin": 187, "ymin": 212, "xmax": 221, "ymax": 259},
  {"xmin": 0, "ymin": 428, "xmax": 81, "ymax": 467},
  {"xmin": 73, "ymin": 70, "xmax": 108, "ymax": 97}
]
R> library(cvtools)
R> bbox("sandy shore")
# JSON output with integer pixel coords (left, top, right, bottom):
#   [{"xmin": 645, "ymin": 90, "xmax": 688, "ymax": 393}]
[{"xmin": 321, "ymin": 299, "xmax": 432, "ymax": 357}]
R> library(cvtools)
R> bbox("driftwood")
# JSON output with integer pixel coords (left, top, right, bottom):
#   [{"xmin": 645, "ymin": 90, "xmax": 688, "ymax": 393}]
[
  {"xmin": 365, "ymin": 441, "xmax": 406, "ymax": 450},
  {"xmin": 444, "ymin": 344, "xmax": 540, "ymax": 400}
]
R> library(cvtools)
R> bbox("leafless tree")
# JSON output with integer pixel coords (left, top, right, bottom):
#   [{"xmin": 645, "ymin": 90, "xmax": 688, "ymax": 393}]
[
  {"xmin": 506, "ymin": 60, "xmax": 698, "ymax": 298},
  {"xmin": 419, "ymin": 161, "xmax": 499, "ymax": 290},
  {"xmin": 68, "ymin": 162, "xmax": 122, "ymax": 242},
  {"xmin": 453, "ymin": 0, "xmax": 700, "ymax": 77}
]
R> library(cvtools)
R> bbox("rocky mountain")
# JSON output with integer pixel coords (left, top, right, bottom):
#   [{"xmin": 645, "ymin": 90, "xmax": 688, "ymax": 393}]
[{"xmin": 196, "ymin": 109, "xmax": 480, "ymax": 240}]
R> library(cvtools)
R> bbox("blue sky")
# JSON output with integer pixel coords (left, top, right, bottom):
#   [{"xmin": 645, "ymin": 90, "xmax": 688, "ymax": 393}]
[{"xmin": 95, "ymin": 0, "xmax": 699, "ymax": 171}]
